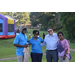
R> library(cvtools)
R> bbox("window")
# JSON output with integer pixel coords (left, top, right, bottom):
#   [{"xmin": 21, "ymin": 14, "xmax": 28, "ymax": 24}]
[
  {"xmin": 0, "ymin": 23, "xmax": 2, "ymax": 32},
  {"xmin": 8, "ymin": 24, "xmax": 14, "ymax": 32}
]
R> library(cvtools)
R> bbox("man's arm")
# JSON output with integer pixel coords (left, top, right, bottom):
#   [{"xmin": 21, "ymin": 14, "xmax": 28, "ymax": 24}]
[
  {"xmin": 14, "ymin": 44, "xmax": 28, "ymax": 48},
  {"xmin": 41, "ymin": 39, "xmax": 46, "ymax": 47}
]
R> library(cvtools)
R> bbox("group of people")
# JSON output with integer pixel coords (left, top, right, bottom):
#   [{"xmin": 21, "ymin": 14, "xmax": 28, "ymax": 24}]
[{"xmin": 14, "ymin": 27, "xmax": 71, "ymax": 62}]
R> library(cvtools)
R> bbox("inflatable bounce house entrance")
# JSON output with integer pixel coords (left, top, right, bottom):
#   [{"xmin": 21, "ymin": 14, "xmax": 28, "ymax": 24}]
[{"xmin": 0, "ymin": 14, "xmax": 15, "ymax": 39}]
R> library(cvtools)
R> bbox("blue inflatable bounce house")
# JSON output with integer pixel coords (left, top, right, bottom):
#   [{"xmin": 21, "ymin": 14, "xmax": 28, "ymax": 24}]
[{"xmin": 0, "ymin": 13, "xmax": 15, "ymax": 39}]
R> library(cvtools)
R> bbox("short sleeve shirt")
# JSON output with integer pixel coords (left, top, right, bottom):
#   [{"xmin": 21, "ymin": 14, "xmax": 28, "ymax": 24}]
[
  {"xmin": 57, "ymin": 39, "xmax": 70, "ymax": 58},
  {"xmin": 29, "ymin": 37, "xmax": 43, "ymax": 53},
  {"xmin": 14, "ymin": 32, "xmax": 28, "ymax": 56}
]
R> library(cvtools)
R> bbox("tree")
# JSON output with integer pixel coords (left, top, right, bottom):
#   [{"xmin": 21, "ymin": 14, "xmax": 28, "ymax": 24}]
[
  {"xmin": 13, "ymin": 12, "xmax": 30, "ymax": 26},
  {"xmin": 30, "ymin": 12, "xmax": 61, "ymax": 31},
  {"xmin": 0, "ymin": 12, "xmax": 12, "ymax": 17},
  {"xmin": 59, "ymin": 12, "xmax": 75, "ymax": 41},
  {"xmin": 39, "ymin": 12, "xmax": 57, "ymax": 30},
  {"xmin": 21, "ymin": 12, "xmax": 30, "ymax": 25},
  {"xmin": 0, "ymin": 12, "xmax": 30, "ymax": 26},
  {"xmin": 30, "ymin": 12, "xmax": 40, "ymax": 27}
]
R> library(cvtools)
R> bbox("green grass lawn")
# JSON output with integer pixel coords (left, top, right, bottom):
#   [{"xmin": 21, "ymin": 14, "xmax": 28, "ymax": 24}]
[
  {"xmin": 70, "ymin": 43, "xmax": 75, "ymax": 49},
  {"xmin": 0, "ymin": 51, "xmax": 75, "ymax": 62},
  {"xmin": 0, "ymin": 29, "xmax": 75, "ymax": 62},
  {"xmin": 0, "ymin": 38, "xmax": 16, "ymax": 58}
]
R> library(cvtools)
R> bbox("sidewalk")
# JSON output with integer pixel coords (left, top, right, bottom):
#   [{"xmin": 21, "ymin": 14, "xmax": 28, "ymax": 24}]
[
  {"xmin": 0, "ymin": 49, "xmax": 75, "ymax": 61},
  {"xmin": 70, "ymin": 49, "xmax": 75, "ymax": 51}
]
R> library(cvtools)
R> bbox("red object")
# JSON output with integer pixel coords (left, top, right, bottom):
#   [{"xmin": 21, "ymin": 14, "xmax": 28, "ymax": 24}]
[{"xmin": 0, "ymin": 35, "xmax": 15, "ymax": 39}]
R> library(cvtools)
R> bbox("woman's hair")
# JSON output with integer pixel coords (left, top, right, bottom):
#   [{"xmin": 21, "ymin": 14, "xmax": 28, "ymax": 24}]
[
  {"xmin": 33, "ymin": 30, "xmax": 39, "ymax": 35},
  {"xmin": 57, "ymin": 32, "xmax": 64, "ymax": 36}
]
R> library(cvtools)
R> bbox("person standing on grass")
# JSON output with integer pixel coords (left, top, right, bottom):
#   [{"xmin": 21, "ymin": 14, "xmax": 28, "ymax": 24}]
[
  {"xmin": 43, "ymin": 33, "xmax": 45, "ymax": 40},
  {"xmin": 57, "ymin": 32, "xmax": 71, "ymax": 62},
  {"xmin": 41, "ymin": 27, "xmax": 59, "ymax": 62},
  {"xmin": 29, "ymin": 32, "xmax": 31, "ymax": 37},
  {"xmin": 14, "ymin": 27, "xmax": 28, "ymax": 62},
  {"xmin": 29, "ymin": 30, "xmax": 43, "ymax": 62}
]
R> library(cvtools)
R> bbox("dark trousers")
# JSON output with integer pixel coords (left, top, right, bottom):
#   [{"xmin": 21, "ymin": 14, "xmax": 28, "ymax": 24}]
[
  {"xmin": 31, "ymin": 53, "xmax": 43, "ymax": 62},
  {"xmin": 46, "ymin": 50, "xmax": 58, "ymax": 62}
]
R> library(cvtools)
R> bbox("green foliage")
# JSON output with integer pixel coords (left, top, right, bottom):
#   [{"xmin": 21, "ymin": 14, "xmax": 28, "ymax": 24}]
[
  {"xmin": 0, "ymin": 12, "xmax": 12, "ymax": 17},
  {"xmin": 30, "ymin": 12, "xmax": 61, "ymax": 31},
  {"xmin": 0, "ymin": 12, "xmax": 30, "ymax": 26},
  {"xmin": 0, "ymin": 12, "xmax": 75, "ymax": 41},
  {"xmin": 13, "ymin": 12, "xmax": 30, "ymax": 26},
  {"xmin": 59, "ymin": 12, "xmax": 75, "ymax": 41},
  {"xmin": 30, "ymin": 12, "xmax": 40, "ymax": 27}
]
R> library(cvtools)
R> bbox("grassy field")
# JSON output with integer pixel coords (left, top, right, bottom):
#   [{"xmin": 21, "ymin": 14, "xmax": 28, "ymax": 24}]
[
  {"xmin": 0, "ymin": 51, "xmax": 75, "ymax": 62},
  {"xmin": 0, "ymin": 29, "xmax": 75, "ymax": 62}
]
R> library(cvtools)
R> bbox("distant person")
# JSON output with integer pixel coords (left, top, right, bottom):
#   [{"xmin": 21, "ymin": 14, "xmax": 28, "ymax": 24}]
[
  {"xmin": 15, "ymin": 30, "xmax": 17, "ymax": 37},
  {"xmin": 68, "ymin": 39, "xmax": 70, "ymax": 45},
  {"xmin": 14, "ymin": 27, "xmax": 28, "ymax": 62},
  {"xmin": 29, "ymin": 32, "xmax": 31, "ymax": 37},
  {"xmin": 15, "ymin": 29, "xmax": 20, "ymax": 36},
  {"xmin": 43, "ymin": 33, "xmax": 45, "ymax": 40},
  {"xmin": 29, "ymin": 30, "xmax": 43, "ymax": 62},
  {"xmin": 37, "ymin": 31, "xmax": 40, "ymax": 37},
  {"xmin": 57, "ymin": 32, "xmax": 71, "ymax": 62}
]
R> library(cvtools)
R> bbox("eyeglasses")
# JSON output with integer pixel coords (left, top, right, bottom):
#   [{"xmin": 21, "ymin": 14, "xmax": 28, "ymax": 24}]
[{"xmin": 48, "ymin": 30, "xmax": 52, "ymax": 32}]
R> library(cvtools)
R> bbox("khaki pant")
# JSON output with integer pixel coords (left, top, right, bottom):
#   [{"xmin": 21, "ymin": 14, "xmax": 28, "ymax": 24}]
[
  {"xmin": 23, "ymin": 47, "xmax": 29, "ymax": 62},
  {"xmin": 17, "ymin": 56, "xmax": 24, "ymax": 62},
  {"xmin": 59, "ymin": 57, "xmax": 69, "ymax": 62}
]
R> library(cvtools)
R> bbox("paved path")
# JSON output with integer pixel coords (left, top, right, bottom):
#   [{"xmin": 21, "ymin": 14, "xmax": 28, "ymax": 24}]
[
  {"xmin": 0, "ymin": 49, "xmax": 75, "ymax": 61},
  {"xmin": 70, "ymin": 49, "xmax": 75, "ymax": 51}
]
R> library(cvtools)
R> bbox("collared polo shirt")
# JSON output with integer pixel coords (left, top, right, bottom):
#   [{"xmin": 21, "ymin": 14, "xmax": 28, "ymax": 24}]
[
  {"xmin": 29, "ymin": 37, "xmax": 43, "ymax": 53},
  {"xmin": 14, "ymin": 32, "xmax": 28, "ymax": 56}
]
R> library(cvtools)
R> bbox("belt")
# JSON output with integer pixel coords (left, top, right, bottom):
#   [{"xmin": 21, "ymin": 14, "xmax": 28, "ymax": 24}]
[{"xmin": 47, "ymin": 49, "xmax": 57, "ymax": 51}]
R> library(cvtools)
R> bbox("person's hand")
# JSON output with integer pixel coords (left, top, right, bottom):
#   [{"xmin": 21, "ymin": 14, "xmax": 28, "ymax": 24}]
[
  {"xmin": 28, "ymin": 44, "xmax": 31, "ymax": 47},
  {"xmin": 63, "ymin": 55, "xmax": 66, "ymax": 60},
  {"xmin": 23, "ymin": 45, "xmax": 28, "ymax": 48}
]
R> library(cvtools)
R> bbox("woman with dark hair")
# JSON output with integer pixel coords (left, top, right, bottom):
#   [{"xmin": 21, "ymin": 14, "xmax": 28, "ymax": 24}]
[
  {"xmin": 57, "ymin": 32, "xmax": 71, "ymax": 62},
  {"xmin": 29, "ymin": 30, "xmax": 43, "ymax": 62}
]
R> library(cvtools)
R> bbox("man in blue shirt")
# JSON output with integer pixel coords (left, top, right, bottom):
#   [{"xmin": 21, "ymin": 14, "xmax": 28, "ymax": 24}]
[
  {"xmin": 14, "ymin": 27, "xmax": 28, "ymax": 62},
  {"xmin": 41, "ymin": 27, "xmax": 59, "ymax": 62},
  {"xmin": 29, "ymin": 30, "xmax": 43, "ymax": 62}
]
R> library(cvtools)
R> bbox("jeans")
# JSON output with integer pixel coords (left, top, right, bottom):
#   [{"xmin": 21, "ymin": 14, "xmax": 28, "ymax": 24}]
[
  {"xmin": 31, "ymin": 53, "xmax": 43, "ymax": 62},
  {"xmin": 46, "ymin": 50, "xmax": 58, "ymax": 62}
]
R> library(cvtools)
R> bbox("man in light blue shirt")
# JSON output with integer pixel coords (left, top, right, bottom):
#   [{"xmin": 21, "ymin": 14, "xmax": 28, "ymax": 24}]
[{"xmin": 41, "ymin": 27, "xmax": 59, "ymax": 62}]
